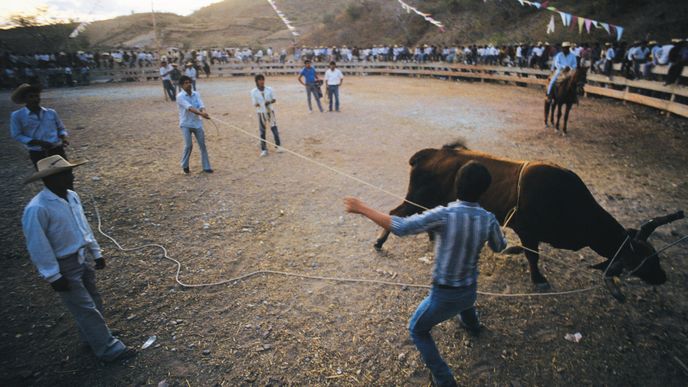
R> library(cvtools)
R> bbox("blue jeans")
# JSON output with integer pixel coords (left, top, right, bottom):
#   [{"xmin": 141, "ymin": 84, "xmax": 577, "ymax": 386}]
[
  {"xmin": 163, "ymin": 79, "xmax": 176, "ymax": 101},
  {"xmin": 327, "ymin": 85, "xmax": 340, "ymax": 111},
  {"xmin": 409, "ymin": 283, "xmax": 479, "ymax": 387},
  {"xmin": 305, "ymin": 83, "xmax": 323, "ymax": 112},
  {"xmin": 180, "ymin": 126, "xmax": 211, "ymax": 170}
]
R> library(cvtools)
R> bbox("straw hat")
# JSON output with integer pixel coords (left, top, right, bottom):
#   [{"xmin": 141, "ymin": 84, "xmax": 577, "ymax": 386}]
[
  {"xmin": 185, "ymin": 62, "xmax": 193, "ymax": 66},
  {"xmin": 648, "ymin": 40, "xmax": 657, "ymax": 45},
  {"xmin": 11, "ymin": 83, "xmax": 40, "ymax": 104},
  {"xmin": 24, "ymin": 155, "xmax": 87, "ymax": 184},
  {"xmin": 561, "ymin": 42, "xmax": 571, "ymax": 48}
]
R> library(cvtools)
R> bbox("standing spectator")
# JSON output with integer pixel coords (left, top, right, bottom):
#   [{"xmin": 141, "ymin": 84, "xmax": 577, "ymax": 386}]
[
  {"xmin": 324, "ymin": 61, "xmax": 344, "ymax": 112},
  {"xmin": 10, "ymin": 84, "xmax": 70, "ymax": 169},
  {"xmin": 176, "ymin": 75, "xmax": 213, "ymax": 174},
  {"xmin": 251, "ymin": 74, "xmax": 283, "ymax": 157},
  {"xmin": 170, "ymin": 64, "xmax": 182, "ymax": 93},
  {"xmin": 184, "ymin": 62, "xmax": 197, "ymax": 90},
  {"xmin": 160, "ymin": 60, "xmax": 176, "ymax": 101},
  {"xmin": 22, "ymin": 155, "xmax": 136, "ymax": 363},
  {"xmin": 603, "ymin": 43, "xmax": 615, "ymax": 78},
  {"xmin": 297, "ymin": 60, "xmax": 323, "ymax": 113},
  {"xmin": 665, "ymin": 39, "xmax": 687, "ymax": 86},
  {"xmin": 343, "ymin": 161, "xmax": 507, "ymax": 387}
]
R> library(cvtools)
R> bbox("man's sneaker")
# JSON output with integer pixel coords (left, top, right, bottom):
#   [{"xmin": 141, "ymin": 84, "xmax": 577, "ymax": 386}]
[
  {"xmin": 183, "ymin": 167, "xmax": 190, "ymax": 174},
  {"xmin": 275, "ymin": 146, "xmax": 284, "ymax": 153},
  {"xmin": 203, "ymin": 169, "xmax": 214, "ymax": 173},
  {"xmin": 260, "ymin": 150, "xmax": 268, "ymax": 157}
]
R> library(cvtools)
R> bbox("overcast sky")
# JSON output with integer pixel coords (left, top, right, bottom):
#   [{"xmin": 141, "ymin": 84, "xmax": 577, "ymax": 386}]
[{"xmin": 1, "ymin": 0, "xmax": 223, "ymax": 26}]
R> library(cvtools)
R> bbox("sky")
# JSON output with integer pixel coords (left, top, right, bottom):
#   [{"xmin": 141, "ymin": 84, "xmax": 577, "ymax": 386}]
[{"xmin": 0, "ymin": 0, "xmax": 223, "ymax": 26}]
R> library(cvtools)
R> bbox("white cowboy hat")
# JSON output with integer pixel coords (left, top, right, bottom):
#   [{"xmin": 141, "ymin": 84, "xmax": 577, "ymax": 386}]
[
  {"xmin": 561, "ymin": 42, "xmax": 571, "ymax": 48},
  {"xmin": 24, "ymin": 155, "xmax": 88, "ymax": 184}
]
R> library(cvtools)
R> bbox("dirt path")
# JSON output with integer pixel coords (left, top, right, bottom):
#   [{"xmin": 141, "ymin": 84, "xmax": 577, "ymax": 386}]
[{"xmin": 1, "ymin": 76, "xmax": 687, "ymax": 386}]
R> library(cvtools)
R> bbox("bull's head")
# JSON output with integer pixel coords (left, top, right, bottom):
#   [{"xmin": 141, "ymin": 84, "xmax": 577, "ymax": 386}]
[
  {"xmin": 575, "ymin": 66, "xmax": 588, "ymax": 96},
  {"xmin": 599, "ymin": 210, "xmax": 684, "ymax": 302}
]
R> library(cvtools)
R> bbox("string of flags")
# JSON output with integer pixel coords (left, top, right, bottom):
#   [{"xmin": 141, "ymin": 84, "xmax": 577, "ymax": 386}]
[
  {"xmin": 397, "ymin": 0, "xmax": 446, "ymax": 32},
  {"xmin": 512, "ymin": 0, "xmax": 624, "ymax": 41},
  {"xmin": 69, "ymin": 21, "xmax": 91, "ymax": 38},
  {"xmin": 266, "ymin": 0, "xmax": 299, "ymax": 37}
]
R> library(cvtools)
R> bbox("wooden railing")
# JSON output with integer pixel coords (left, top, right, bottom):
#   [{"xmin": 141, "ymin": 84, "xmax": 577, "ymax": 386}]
[{"xmin": 90, "ymin": 62, "xmax": 688, "ymax": 118}]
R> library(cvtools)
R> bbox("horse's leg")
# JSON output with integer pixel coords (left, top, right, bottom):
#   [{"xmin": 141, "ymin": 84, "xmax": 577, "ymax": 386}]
[
  {"xmin": 520, "ymin": 237, "xmax": 550, "ymax": 290},
  {"xmin": 549, "ymin": 99, "xmax": 556, "ymax": 127},
  {"xmin": 562, "ymin": 102, "xmax": 572, "ymax": 135},
  {"xmin": 555, "ymin": 102, "xmax": 563, "ymax": 132},
  {"xmin": 544, "ymin": 97, "xmax": 551, "ymax": 128}
]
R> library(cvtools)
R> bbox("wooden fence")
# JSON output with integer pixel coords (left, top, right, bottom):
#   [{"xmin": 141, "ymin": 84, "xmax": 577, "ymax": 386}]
[{"xmin": 90, "ymin": 62, "xmax": 688, "ymax": 118}]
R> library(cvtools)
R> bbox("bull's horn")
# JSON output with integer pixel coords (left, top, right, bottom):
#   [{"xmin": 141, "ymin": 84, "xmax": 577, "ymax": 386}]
[
  {"xmin": 635, "ymin": 210, "xmax": 685, "ymax": 242},
  {"xmin": 604, "ymin": 276, "xmax": 626, "ymax": 303}
]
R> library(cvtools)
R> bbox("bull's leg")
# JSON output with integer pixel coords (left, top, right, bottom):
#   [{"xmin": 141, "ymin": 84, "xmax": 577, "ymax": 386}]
[
  {"xmin": 521, "ymin": 239, "xmax": 550, "ymax": 290},
  {"xmin": 374, "ymin": 202, "xmax": 420, "ymax": 250},
  {"xmin": 562, "ymin": 102, "xmax": 572, "ymax": 135}
]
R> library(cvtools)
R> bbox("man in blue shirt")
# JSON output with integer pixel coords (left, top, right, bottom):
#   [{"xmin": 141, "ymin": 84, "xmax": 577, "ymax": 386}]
[
  {"xmin": 297, "ymin": 60, "xmax": 323, "ymax": 113},
  {"xmin": 176, "ymin": 75, "xmax": 213, "ymax": 174},
  {"xmin": 10, "ymin": 83, "xmax": 70, "ymax": 169},
  {"xmin": 344, "ymin": 161, "xmax": 507, "ymax": 387},
  {"xmin": 547, "ymin": 42, "xmax": 577, "ymax": 96}
]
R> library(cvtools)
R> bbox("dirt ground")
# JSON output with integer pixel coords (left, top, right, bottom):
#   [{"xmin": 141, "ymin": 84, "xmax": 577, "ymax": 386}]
[{"xmin": 0, "ymin": 76, "xmax": 687, "ymax": 386}]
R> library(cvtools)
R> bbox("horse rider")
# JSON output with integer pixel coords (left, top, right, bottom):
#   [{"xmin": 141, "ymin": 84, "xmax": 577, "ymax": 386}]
[{"xmin": 547, "ymin": 42, "xmax": 577, "ymax": 97}]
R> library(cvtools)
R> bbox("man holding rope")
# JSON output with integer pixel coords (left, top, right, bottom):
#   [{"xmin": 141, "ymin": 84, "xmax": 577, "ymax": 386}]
[
  {"xmin": 251, "ymin": 74, "xmax": 283, "ymax": 157},
  {"xmin": 177, "ymin": 75, "xmax": 213, "ymax": 174},
  {"xmin": 344, "ymin": 161, "xmax": 507, "ymax": 387},
  {"xmin": 10, "ymin": 83, "xmax": 70, "ymax": 169},
  {"xmin": 297, "ymin": 60, "xmax": 324, "ymax": 113}
]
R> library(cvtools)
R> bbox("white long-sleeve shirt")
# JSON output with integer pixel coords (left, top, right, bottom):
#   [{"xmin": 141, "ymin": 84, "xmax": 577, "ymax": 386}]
[
  {"xmin": 22, "ymin": 189, "xmax": 103, "ymax": 282},
  {"xmin": 251, "ymin": 87, "xmax": 276, "ymax": 114}
]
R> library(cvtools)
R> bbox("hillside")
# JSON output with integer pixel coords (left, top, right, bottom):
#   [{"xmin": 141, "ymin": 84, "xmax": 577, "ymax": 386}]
[{"xmin": 0, "ymin": 0, "xmax": 686, "ymax": 53}]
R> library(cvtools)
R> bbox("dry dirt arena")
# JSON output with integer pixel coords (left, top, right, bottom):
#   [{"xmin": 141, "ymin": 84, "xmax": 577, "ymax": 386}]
[{"xmin": 1, "ymin": 75, "xmax": 687, "ymax": 386}]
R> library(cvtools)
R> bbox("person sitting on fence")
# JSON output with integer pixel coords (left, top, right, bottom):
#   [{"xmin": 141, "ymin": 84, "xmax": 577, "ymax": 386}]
[
  {"xmin": 547, "ymin": 42, "xmax": 577, "ymax": 97},
  {"xmin": 603, "ymin": 43, "xmax": 615, "ymax": 78}
]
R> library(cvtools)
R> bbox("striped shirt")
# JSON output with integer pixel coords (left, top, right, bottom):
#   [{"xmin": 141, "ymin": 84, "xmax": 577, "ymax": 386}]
[{"xmin": 391, "ymin": 201, "xmax": 507, "ymax": 287}]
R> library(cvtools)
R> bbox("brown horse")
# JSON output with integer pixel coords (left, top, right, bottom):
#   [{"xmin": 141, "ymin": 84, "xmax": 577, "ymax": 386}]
[{"xmin": 544, "ymin": 66, "xmax": 588, "ymax": 135}]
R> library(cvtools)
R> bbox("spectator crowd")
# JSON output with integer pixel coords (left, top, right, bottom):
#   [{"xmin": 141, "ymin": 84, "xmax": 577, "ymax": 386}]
[{"xmin": 2, "ymin": 38, "xmax": 686, "ymax": 90}]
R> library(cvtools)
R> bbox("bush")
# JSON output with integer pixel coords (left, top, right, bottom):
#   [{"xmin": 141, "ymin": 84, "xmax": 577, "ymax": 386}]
[{"xmin": 346, "ymin": 4, "xmax": 364, "ymax": 21}]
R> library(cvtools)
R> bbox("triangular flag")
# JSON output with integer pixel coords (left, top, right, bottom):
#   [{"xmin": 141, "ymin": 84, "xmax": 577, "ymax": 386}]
[
  {"xmin": 541, "ymin": 1, "xmax": 549, "ymax": 8},
  {"xmin": 570, "ymin": 15, "xmax": 577, "ymax": 30},
  {"xmin": 601, "ymin": 22, "xmax": 610, "ymax": 34},
  {"xmin": 584, "ymin": 18, "xmax": 592, "ymax": 33},
  {"xmin": 578, "ymin": 17, "xmax": 585, "ymax": 34},
  {"xmin": 546, "ymin": 6, "xmax": 557, "ymax": 11},
  {"xmin": 532, "ymin": 2, "xmax": 541, "ymax": 9},
  {"xmin": 547, "ymin": 15, "xmax": 555, "ymax": 34},
  {"xmin": 615, "ymin": 26, "xmax": 624, "ymax": 41},
  {"xmin": 517, "ymin": 0, "xmax": 524, "ymax": 5},
  {"xmin": 559, "ymin": 11, "xmax": 567, "ymax": 25}
]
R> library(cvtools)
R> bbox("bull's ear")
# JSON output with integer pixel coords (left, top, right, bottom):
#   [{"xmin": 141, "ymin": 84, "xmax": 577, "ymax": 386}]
[
  {"xmin": 590, "ymin": 260, "xmax": 610, "ymax": 271},
  {"xmin": 626, "ymin": 228, "xmax": 638, "ymax": 239}
]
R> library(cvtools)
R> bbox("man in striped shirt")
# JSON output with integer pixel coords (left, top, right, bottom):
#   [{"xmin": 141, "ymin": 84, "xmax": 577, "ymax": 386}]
[{"xmin": 344, "ymin": 161, "xmax": 506, "ymax": 387}]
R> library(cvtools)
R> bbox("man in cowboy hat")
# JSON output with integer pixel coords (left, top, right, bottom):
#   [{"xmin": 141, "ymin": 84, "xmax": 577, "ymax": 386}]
[
  {"xmin": 10, "ymin": 83, "xmax": 70, "ymax": 169},
  {"xmin": 547, "ymin": 42, "xmax": 577, "ymax": 96},
  {"xmin": 22, "ymin": 155, "xmax": 136, "ymax": 362},
  {"xmin": 183, "ymin": 61, "xmax": 198, "ymax": 91}
]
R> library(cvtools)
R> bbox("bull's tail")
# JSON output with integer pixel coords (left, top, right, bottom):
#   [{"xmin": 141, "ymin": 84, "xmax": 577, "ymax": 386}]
[{"xmin": 442, "ymin": 138, "xmax": 469, "ymax": 150}]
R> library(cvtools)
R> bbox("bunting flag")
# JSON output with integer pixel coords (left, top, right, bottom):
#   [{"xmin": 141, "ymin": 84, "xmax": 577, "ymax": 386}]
[
  {"xmin": 397, "ymin": 0, "xmax": 446, "ymax": 32},
  {"xmin": 510, "ymin": 0, "xmax": 624, "ymax": 41},
  {"xmin": 546, "ymin": 15, "xmax": 555, "ymax": 34},
  {"xmin": 69, "ymin": 21, "xmax": 90, "ymax": 38},
  {"xmin": 266, "ymin": 0, "xmax": 299, "ymax": 36}
]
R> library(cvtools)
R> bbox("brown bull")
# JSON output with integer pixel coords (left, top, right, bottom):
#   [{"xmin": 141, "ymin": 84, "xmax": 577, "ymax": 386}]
[{"xmin": 375, "ymin": 141, "xmax": 683, "ymax": 301}]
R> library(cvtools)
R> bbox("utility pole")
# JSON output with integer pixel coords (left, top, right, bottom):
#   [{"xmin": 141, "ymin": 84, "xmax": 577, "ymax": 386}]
[{"xmin": 152, "ymin": 1, "xmax": 160, "ymax": 52}]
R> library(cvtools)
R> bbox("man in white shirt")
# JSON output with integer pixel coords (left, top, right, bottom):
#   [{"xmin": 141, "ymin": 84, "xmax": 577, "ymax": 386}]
[
  {"xmin": 603, "ymin": 43, "xmax": 615, "ymax": 77},
  {"xmin": 251, "ymin": 74, "xmax": 283, "ymax": 157},
  {"xmin": 22, "ymin": 155, "xmax": 136, "ymax": 362},
  {"xmin": 547, "ymin": 42, "xmax": 577, "ymax": 96},
  {"xmin": 324, "ymin": 61, "xmax": 344, "ymax": 112},
  {"xmin": 159, "ymin": 60, "xmax": 176, "ymax": 101}
]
